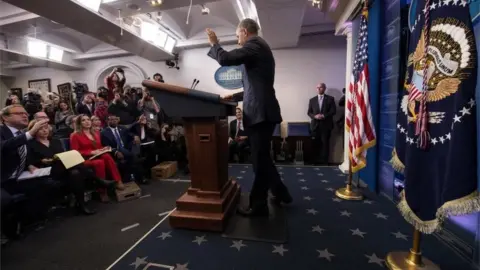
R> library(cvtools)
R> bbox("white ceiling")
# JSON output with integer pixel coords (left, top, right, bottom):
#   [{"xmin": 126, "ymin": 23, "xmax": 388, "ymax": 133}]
[{"xmin": 0, "ymin": 0, "xmax": 344, "ymax": 71}]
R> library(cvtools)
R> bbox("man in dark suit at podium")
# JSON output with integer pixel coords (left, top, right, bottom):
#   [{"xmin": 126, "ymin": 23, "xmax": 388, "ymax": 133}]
[
  {"xmin": 206, "ymin": 18, "xmax": 292, "ymax": 217},
  {"xmin": 307, "ymin": 83, "xmax": 336, "ymax": 165}
]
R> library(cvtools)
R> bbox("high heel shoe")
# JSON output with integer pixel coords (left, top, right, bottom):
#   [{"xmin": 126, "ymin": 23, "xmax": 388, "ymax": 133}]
[{"xmin": 116, "ymin": 182, "xmax": 126, "ymax": 190}]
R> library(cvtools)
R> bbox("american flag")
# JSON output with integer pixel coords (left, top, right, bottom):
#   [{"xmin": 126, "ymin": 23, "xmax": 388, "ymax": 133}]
[
  {"xmin": 408, "ymin": 84, "xmax": 422, "ymax": 101},
  {"xmin": 345, "ymin": 9, "xmax": 376, "ymax": 173}
]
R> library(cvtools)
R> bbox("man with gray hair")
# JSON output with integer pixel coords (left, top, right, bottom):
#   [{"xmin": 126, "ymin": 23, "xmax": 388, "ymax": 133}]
[{"xmin": 206, "ymin": 18, "xmax": 292, "ymax": 217}]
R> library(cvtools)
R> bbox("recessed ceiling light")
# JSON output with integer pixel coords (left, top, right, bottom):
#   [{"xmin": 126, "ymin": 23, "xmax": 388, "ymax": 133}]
[{"xmin": 150, "ymin": 0, "xmax": 163, "ymax": 7}]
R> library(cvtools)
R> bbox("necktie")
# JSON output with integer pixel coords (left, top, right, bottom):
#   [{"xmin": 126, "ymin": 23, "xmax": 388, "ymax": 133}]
[
  {"xmin": 16, "ymin": 131, "xmax": 27, "ymax": 177},
  {"xmin": 318, "ymin": 96, "xmax": 324, "ymax": 112},
  {"xmin": 236, "ymin": 121, "xmax": 241, "ymax": 137},
  {"xmin": 113, "ymin": 128, "xmax": 124, "ymax": 148}
]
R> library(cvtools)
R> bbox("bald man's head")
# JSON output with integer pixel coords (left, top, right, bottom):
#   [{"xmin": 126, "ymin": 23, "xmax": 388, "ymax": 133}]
[{"xmin": 317, "ymin": 83, "xmax": 326, "ymax": 95}]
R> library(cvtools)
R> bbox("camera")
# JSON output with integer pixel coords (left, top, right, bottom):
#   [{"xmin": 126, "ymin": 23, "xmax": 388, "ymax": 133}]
[
  {"xmin": 22, "ymin": 91, "xmax": 42, "ymax": 117},
  {"xmin": 73, "ymin": 82, "xmax": 89, "ymax": 103},
  {"xmin": 165, "ymin": 53, "xmax": 180, "ymax": 70}
]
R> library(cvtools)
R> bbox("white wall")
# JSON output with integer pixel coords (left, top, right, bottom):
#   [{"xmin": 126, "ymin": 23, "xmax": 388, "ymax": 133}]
[{"xmin": 6, "ymin": 33, "xmax": 346, "ymax": 122}]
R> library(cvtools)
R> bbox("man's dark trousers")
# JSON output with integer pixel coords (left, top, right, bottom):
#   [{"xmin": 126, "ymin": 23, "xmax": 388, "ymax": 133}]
[{"xmin": 248, "ymin": 122, "xmax": 289, "ymax": 208}]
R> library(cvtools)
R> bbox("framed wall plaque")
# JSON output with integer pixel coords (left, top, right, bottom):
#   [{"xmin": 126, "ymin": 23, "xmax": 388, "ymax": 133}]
[{"xmin": 28, "ymin": 78, "xmax": 51, "ymax": 93}]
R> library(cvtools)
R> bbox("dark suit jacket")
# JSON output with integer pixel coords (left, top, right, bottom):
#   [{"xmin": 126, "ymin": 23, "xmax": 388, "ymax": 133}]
[
  {"xmin": 229, "ymin": 119, "xmax": 248, "ymax": 139},
  {"xmin": 307, "ymin": 95, "xmax": 336, "ymax": 132},
  {"xmin": 76, "ymin": 103, "xmax": 95, "ymax": 116},
  {"xmin": 207, "ymin": 36, "xmax": 282, "ymax": 127},
  {"xmin": 27, "ymin": 139, "xmax": 64, "ymax": 168},
  {"xmin": 129, "ymin": 123, "xmax": 157, "ymax": 143},
  {"xmin": 1, "ymin": 125, "xmax": 28, "ymax": 181},
  {"xmin": 100, "ymin": 126, "xmax": 134, "ymax": 155}
]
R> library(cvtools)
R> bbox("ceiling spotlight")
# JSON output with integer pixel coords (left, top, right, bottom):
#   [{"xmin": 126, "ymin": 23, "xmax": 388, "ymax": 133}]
[
  {"xmin": 150, "ymin": 0, "xmax": 162, "ymax": 7},
  {"xmin": 201, "ymin": 5, "xmax": 210, "ymax": 15},
  {"xmin": 310, "ymin": 0, "xmax": 323, "ymax": 9}
]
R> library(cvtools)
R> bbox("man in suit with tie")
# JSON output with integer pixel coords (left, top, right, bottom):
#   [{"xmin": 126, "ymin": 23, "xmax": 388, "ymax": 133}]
[
  {"xmin": 1, "ymin": 104, "xmax": 50, "ymax": 237},
  {"xmin": 101, "ymin": 114, "xmax": 143, "ymax": 183},
  {"xmin": 307, "ymin": 83, "xmax": 336, "ymax": 165},
  {"xmin": 76, "ymin": 93, "xmax": 95, "ymax": 116},
  {"xmin": 206, "ymin": 18, "xmax": 292, "ymax": 217},
  {"xmin": 229, "ymin": 107, "xmax": 249, "ymax": 163}
]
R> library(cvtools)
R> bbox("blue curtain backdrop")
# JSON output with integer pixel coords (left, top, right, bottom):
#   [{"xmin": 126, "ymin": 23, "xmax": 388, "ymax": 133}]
[{"xmin": 359, "ymin": 0, "xmax": 381, "ymax": 191}]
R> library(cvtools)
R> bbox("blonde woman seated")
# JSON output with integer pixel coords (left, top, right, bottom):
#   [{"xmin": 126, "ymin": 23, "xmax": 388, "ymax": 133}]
[
  {"xmin": 26, "ymin": 120, "xmax": 113, "ymax": 215},
  {"xmin": 91, "ymin": 115, "xmax": 102, "ymax": 132},
  {"xmin": 70, "ymin": 114, "xmax": 125, "ymax": 191}
]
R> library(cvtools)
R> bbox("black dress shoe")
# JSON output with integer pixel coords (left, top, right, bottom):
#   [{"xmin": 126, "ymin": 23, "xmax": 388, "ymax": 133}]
[
  {"xmin": 94, "ymin": 178, "xmax": 116, "ymax": 188},
  {"xmin": 75, "ymin": 204, "xmax": 96, "ymax": 215},
  {"xmin": 237, "ymin": 206, "xmax": 269, "ymax": 217}
]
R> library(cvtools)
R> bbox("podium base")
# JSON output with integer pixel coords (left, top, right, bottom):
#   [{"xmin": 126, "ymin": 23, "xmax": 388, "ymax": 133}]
[
  {"xmin": 169, "ymin": 181, "xmax": 241, "ymax": 232},
  {"xmin": 222, "ymin": 193, "xmax": 288, "ymax": 243},
  {"xmin": 386, "ymin": 251, "xmax": 440, "ymax": 270}
]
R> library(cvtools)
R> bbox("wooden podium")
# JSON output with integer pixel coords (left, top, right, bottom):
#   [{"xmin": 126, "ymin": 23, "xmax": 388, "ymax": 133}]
[{"xmin": 142, "ymin": 80, "xmax": 241, "ymax": 232}]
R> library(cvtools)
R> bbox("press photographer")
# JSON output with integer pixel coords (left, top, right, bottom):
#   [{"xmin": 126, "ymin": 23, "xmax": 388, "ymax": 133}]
[{"xmin": 22, "ymin": 91, "xmax": 43, "ymax": 120}]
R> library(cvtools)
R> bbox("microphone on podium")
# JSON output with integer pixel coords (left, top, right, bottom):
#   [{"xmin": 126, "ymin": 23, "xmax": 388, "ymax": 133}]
[
  {"xmin": 191, "ymin": 79, "xmax": 197, "ymax": 89},
  {"xmin": 193, "ymin": 80, "xmax": 200, "ymax": 89}
]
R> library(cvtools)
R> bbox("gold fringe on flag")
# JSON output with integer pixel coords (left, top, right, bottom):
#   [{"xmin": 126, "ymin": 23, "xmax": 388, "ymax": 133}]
[
  {"xmin": 397, "ymin": 190, "xmax": 480, "ymax": 234},
  {"xmin": 390, "ymin": 148, "xmax": 405, "ymax": 173}
]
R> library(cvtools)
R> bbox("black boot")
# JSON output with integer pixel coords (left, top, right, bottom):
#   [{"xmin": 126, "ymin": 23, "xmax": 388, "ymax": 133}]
[
  {"xmin": 75, "ymin": 203, "xmax": 96, "ymax": 215},
  {"xmin": 94, "ymin": 178, "xmax": 116, "ymax": 188}
]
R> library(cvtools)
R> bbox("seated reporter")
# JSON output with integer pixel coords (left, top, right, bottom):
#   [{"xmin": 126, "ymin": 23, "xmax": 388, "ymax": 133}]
[
  {"xmin": 26, "ymin": 120, "xmax": 110, "ymax": 215},
  {"xmin": 70, "ymin": 114, "xmax": 125, "ymax": 191},
  {"xmin": 229, "ymin": 108, "xmax": 249, "ymax": 163},
  {"xmin": 101, "ymin": 114, "xmax": 145, "ymax": 183}
]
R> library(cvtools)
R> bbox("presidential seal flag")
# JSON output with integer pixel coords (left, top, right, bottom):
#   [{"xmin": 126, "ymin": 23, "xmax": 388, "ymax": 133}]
[
  {"xmin": 346, "ymin": 7, "xmax": 376, "ymax": 173},
  {"xmin": 391, "ymin": 0, "xmax": 480, "ymax": 234}
]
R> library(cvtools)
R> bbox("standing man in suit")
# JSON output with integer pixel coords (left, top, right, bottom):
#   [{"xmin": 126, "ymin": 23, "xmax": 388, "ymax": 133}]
[
  {"xmin": 206, "ymin": 18, "xmax": 292, "ymax": 217},
  {"xmin": 307, "ymin": 83, "xmax": 336, "ymax": 165},
  {"xmin": 76, "ymin": 93, "xmax": 95, "ymax": 116},
  {"xmin": 229, "ymin": 107, "xmax": 249, "ymax": 163}
]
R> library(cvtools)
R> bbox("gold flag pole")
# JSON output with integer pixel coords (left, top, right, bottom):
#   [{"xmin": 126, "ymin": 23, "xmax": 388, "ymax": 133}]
[
  {"xmin": 386, "ymin": 229, "xmax": 440, "ymax": 269},
  {"xmin": 335, "ymin": 0, "xmax": 368, "ymax": 201}
]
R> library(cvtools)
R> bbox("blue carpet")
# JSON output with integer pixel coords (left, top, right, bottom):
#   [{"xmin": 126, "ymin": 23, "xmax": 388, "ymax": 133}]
[{"xmin": 110, "ymin": 165, "xmax": 472, "ymax": 270}]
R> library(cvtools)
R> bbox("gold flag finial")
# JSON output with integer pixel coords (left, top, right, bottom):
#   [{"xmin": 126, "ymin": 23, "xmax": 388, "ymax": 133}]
[{"xmin": 362, "ymin": 0, "xmax": 369, "ymax": 17}]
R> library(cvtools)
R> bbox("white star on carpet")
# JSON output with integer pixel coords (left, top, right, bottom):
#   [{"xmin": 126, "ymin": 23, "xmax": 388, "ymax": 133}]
[
  {"xmin": 175, "ymin": 262, "xmax": 189, "ymax": 270},
  {"xmin": 297, "ymin": 172, "xmax": 304, "ymax": 175},
  {"xmin": 317, "ymin": 249, "xmax": 335, "ymax": 261},
  {"xmin": 301, "ymin": 186, "xmax": 309, "ymax": 190},
  {"xmin": 278, "ymin": 167, "xmax": 283, "ymax": 169},
  {"xmin": 157, "ymin": 231, "xmax": 172, "ymax": 240},
  {"xmin": 307, "ymin": 208, "xmax": 318, "ymax": 215},
  {"xmin": 303, "ymin": 196, "xmax": 313, "ymax": 201},
  {"xmin": 192, "ymin": 235, "xmax": 207, "ymax": 245},
  {"xmin": 314, "ymin": 168, "xmax": 320, "ymax": 170},
  {"xmin": 374, "ymin": 213, "xmax": 388, "ymax": 220},
  {"xmin": 130, "ymin": 257, "xmax": 148, "ymax": 269},
  {"xmin": 321, "ymin": 180, "xmax": 329, "ymax": 183},
  {"xmin": 391, "ymin": 231, "xmax": 408, "ymax": 240},
  {"xmin": 237, "ymin": 176, "xmax": 243, "ymax": 179},
  {"xmin": 332, "ymin": 198, "xmax": 342, "ymax": 202},
  {"xmin": 350, "ymin": 228, "xmax": 367, "ymax": 238},
  {"xmin": 312, "ymin": 225, "xmax": 325, "ymax": 234},
  {"xmin": 296, "ymin": 167, "xmax": 301, "ymax": 170},
  {"xmin": 279, "ymin": 172, "xmax": 284, "ymax": 175},
  {"xmin": 230, "ymin": 240, "xmax": 247, "ymax": 251},
  {"xmin": 317, "ymin": 173, "xmax": 323, "ymax": 176},
  {"xmin": 272, "ymin": 244, "xmax": 288, "ymax": 256},
  {"xmin": 244, "ymin": 165, "xmax": 249, "ymax": 168},
  {"xmin": 326, "ymin": 187, "xmax": 335, "ymax": 192},
  {"xmin": 365, "ymin": 253, "xmax": 385, "ymax": 267},
  {"xmin": 298, "ymin": 179, "xmax": 306, "ymax": 182},
  {"xmin": 240, "ymin": 170, "xmax": 246, "ymax": 173},
  {"xmin": 364, "ymin": 200, "xmax": 374, "ymax": 204},
  {"xmin": 340, "ymin": 210, "xmax": 352, "ymax": 217}
]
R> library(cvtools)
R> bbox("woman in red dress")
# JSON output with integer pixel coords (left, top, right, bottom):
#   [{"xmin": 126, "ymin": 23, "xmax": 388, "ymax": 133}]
[{"xmin": 70, "ymin": 114, "xmax": 125, "ymax": 190}]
